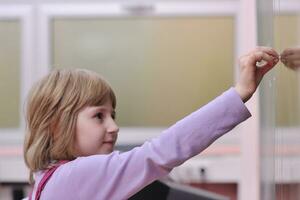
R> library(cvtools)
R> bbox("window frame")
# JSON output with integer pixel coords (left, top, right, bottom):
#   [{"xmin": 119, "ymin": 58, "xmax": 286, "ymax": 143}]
[{"xmin": 0, "ymin": 5, "xmax": 34, "ymax": 145}]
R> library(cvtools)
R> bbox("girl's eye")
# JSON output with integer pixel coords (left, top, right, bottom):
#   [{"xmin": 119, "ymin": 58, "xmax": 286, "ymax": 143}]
[
  {"xmin": 94, "ymin": 111, "xmax": 116, "ymax": 121},
  {"xmin": 95, "ymin": 113, "xmax": 103, "ymax": 120}
]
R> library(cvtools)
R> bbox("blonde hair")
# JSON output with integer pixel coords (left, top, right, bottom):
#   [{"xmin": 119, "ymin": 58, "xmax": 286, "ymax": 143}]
[{"xmin": 23, "ymin": 68, "xmax": 116, "ymax": 183}]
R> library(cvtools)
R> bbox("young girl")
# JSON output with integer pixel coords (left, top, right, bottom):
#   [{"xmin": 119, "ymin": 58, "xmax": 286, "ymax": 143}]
[{"xmin": 24, "ymin": 47, "xmax": 279, "ymax": 200}]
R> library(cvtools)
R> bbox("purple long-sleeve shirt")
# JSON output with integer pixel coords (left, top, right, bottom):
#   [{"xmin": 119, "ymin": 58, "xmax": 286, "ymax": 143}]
[{"xmin": 27, "ymin": 88, "xmax": 251, "ymax": 200}]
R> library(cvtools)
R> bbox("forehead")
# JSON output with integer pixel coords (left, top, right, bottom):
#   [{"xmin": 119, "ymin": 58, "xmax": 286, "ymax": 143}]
[
  {"xmin": 85, "ymin": 88, "xmax": 116, "ymax": 109},
  {"xmin": 82, "ymin": 100, "xmax": 114, "ymax": 112},
  {"xmin": 82, "ymin": 92, "xmax": 109, "ymax": 108}
]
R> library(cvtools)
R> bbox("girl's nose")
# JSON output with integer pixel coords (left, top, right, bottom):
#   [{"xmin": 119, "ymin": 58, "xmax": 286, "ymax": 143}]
[{"xmin": 107, "ymin": 119, "xmax": 119, "ymax": 134}]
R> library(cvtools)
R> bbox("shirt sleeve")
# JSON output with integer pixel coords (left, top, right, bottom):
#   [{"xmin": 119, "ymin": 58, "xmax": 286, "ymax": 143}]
[{"xmin": 46, "ymin": 88, "xmax": 251, "ymax": 200}]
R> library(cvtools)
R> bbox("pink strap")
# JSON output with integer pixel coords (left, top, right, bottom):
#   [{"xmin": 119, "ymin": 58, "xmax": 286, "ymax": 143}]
[{"xmin": 29, "ymin": 160, "xmax": 69, "ymax": 200}]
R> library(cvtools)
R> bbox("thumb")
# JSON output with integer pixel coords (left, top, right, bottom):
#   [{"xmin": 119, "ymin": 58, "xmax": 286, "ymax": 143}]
[{"xmin": 257, "ymin": 57, "xmax": 279, "ymax": 76}]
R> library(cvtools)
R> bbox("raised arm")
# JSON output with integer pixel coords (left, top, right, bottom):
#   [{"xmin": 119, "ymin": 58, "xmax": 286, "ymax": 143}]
[
  {"xmin": 67, "ymin": 88, "xmax": 250, "ymax": 200},
  {"xmin": 46, "ymin": 47, "xmax": 279, "ymax": 200}
]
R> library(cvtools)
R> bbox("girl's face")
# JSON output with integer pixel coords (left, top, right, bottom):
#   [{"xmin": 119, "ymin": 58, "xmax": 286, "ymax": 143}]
[{"xmin": 74, "ymin": 100, "xmax": 119, "ymax": 156}]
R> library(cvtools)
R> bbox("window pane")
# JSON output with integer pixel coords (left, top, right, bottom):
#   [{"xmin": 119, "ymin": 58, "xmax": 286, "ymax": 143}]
[
  {"xmin": 52, "ymin": 17, "xmax": 234, "ymax": 127},
  {"xmin": 0, "ymin": 20, "xmax": 21, "ymax": 128},
  {"xmin": 274, "ymin": 15, "xmax": 300, "ymax": 127},
  {"xmin": 274, "ymin": 13, "xmax": 300, "ymax": 200}
]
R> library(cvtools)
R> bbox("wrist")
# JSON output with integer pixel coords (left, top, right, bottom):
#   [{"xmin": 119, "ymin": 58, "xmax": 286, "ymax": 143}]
[{"xmin": 234, "ymin": 85, "xmax": 251, "ymax": 103}]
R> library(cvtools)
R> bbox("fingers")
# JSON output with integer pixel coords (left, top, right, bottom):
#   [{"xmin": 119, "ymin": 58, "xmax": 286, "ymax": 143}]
[
  {"xmin": 253, "ymin": 51, "xmax": 277, "ymax": 66},
  {"xmin": 240, "ymin": 47, "xmax": 279, "ymax": 68},
  {"xmin": 280, "ymin": 47, "xmax": 300, "ymax": 70},
  {"xmin": 258, "ymin": 58, "xmax": 278, "ymax": 76},
  {"xmin": 255, "ymin": 46, "xmax": 279, "ymax": 58},
  {"xmin": 281, "ymin": 54, "xmax": 300, "ymax": 63},
  {"xmin": 281, "ymin": 48, "xmax": 294, "ymax": 57},
  {"xmin": 280, "ymin": 47, "xmax": 300, "ymax": 58},
  {"xmin": 257, "ymin": 52, "xmax": 279, "ymax": 76},
  {"xmin": 235, "ymin": 47, "xmax": 279, "ymax": 103},
  {"xmin": 281, "ymin": 57, "xmax": 300, "ymax": 70}
]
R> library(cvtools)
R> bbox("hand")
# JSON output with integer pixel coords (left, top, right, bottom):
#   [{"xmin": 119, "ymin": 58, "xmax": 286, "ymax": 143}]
[
  {"xmin": 234, "ymin": 47, "xmax": 279, "ymax": 102},
  {"xmin": 280, "ymin": 47, "xmax": 300, "ymax": 70}
]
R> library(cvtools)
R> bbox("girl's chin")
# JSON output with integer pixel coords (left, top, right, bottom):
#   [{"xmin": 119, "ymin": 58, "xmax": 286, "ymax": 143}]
[{"xmin": 98, "ymin": 146, "xmax": 114, "ymax": 154}]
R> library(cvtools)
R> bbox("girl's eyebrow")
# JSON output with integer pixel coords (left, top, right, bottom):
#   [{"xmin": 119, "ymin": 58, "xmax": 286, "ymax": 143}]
[{"xmin": 91, "ymin": 106, "xmax": 115, "ymax": 115}]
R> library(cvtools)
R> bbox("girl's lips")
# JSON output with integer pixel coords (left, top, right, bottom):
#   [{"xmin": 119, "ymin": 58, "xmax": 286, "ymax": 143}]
[{"xmin": 103, "ymin": 141, "xmax": 114, "ymax": 144}]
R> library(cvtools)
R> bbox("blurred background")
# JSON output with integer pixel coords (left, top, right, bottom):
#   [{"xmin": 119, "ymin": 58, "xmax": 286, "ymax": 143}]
[{"xmin": 0, "ymin": 0, "xmax": 299, "ymax": 199}]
